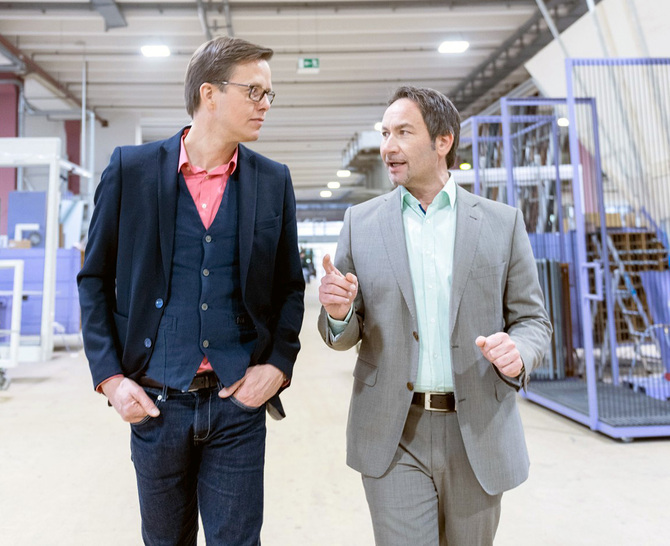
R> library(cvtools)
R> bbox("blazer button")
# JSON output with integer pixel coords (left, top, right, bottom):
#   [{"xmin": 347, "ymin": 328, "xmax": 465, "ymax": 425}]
[
  {"xmin": 203, "ymin": 268, "xmax": 210, "ymax": 277},
  {"xmin": 201, "ymin": 303, "xmax": 208, "ymax": 311},
  {"xmin": 205, "ymin": 235, "xmax": 212, "ymax": 243},
  {"xmin": 202, "ymin": 340, "xmax": 210, "ymax": 348},
  {"xmin": 407, "ymin": 382, "xmax": 414, "ymax": 391},
  {"xmin": 144, "ymin": 338, "xmax": 152, "ymax": 348},
  {"xmin": 412, "ymin": 331, "xmax": 419, "ymax": 341},
  {"xmin": 155, "ymin": 298, "xmax": 164, "ymax": 309}
]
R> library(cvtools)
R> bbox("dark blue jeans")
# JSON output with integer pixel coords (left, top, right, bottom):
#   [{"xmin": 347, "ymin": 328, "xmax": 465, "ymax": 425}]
[{"xmin": 130, "ymin": 386, "xmax": 266, "ymax": 545}]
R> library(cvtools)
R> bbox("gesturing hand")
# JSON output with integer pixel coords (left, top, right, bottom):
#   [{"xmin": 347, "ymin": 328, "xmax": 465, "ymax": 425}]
[
  {"xmin": 318, "ymin": 254, "xmax": 358, "ymax": 320},
  {"xmin": 475, "ymin": 332, "xmax": 524, "ymax": 378}
]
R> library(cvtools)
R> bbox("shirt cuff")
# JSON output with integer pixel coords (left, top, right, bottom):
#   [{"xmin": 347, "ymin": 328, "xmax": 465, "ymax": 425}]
[
  {"xmin": 96, "ymin": 374, "xmax": 124, "ymax": 394},
  {"xmin": 327, "ymin": 305, "xmax": 354, "ymax": 338}
]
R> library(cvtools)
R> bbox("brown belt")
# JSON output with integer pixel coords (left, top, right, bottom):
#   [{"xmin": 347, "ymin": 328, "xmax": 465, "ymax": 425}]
[
  {"xmin": 412, "ymin": 392, "xmax": 456, "ymax": 412},
  {"xmin": 137, "ymin": 372, "xmax": 219, "ymax": 393}
]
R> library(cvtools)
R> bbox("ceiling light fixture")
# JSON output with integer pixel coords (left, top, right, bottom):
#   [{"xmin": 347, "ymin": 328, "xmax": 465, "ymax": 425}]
[
  {"xmin": 459, "ymin": 162, "xmax": 472, "ymax": 170},
  {"xmin": 336, "ymin": 169, "xmax": 351, "ymax": 178},
  {"xmin": 374, "ymin": 122, "xmax": 383, "ymax": 132},
  {"xmin": 438, "ymin": 41, "xmax": 469, "ymax": 54},
  {"xmin": 141, "ymin": 45, "xmax": 170, "ymax": 58},
  {"xmin": 327, "ymin": 181, "xmax": 341, "ymax": 189},
  {"xmin": 320, "ymin": 190, "xmax": 333, "ymax": 198},
  {"xmin": 557, "ymin": 117, "xmax": 570, "ymax": 127}
]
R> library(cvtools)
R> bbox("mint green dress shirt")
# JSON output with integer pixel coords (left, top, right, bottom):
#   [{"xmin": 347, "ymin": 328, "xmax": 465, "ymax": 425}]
[
  {"xmin": 400, "ymin": 178, "xmax": 456, "ymax": 392},
  {"xmin": 329, "ymin": 177, "xmax": 457, "ymax": 393}
]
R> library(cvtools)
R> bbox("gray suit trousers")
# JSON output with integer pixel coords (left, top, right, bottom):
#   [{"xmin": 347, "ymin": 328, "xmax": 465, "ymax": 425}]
[{"xmin": 362, "ymin": 405, "xmax": 502, "ymax": 546}]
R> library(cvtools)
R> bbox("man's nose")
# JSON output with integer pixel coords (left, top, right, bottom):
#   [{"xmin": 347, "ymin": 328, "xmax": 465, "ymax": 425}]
[{"xmin": 380, "ymin": 135, "xmax": 398, "ymax": 156}]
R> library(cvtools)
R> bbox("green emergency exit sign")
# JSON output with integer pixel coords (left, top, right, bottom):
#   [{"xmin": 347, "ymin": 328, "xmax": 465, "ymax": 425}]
[{"xmin": 297, "ymin": 57, "xmax": 320, "ymax": 74}]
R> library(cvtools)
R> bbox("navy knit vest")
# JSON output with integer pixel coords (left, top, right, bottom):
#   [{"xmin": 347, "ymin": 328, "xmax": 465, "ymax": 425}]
[{"xmin": 144, "ymin": 174, "xmax": 257, "ymax": 391}]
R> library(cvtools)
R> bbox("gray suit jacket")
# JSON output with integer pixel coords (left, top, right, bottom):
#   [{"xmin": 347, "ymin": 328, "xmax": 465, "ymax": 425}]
[{"xmin": 318, "ymin": 185, "xmax": 552, "ymax": 495}]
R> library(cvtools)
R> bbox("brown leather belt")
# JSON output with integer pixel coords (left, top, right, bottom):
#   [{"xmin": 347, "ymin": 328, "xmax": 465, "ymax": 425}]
[
  {"xmin": 412, "ymin": 392, "xmax": 456, "ymax": 412},
  {"xmin": 138, "ymin": 372, "xmax": 219, "ymax": 393}
]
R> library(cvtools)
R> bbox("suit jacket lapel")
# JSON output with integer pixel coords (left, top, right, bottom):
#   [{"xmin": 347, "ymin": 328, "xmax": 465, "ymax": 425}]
[
  {"xmin": 380, "ymin": 188, "xmax": 417, "ymax": 320},
  {"xmin": 157, "ymin": 129, "xmax": 183, "ymax": 287},
  {"xmin": 235, "ymin": 145, "xmax": 257, "ymax": 298},
  {"xmin": 450, "ymin": 186, "xmax": 482, "ymax": 335}
]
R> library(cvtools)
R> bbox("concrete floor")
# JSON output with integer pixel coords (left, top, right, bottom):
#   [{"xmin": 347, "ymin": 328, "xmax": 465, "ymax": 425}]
[{"xmin": 1, "ymin": 281, "xmax": 668, "ymax": 545}]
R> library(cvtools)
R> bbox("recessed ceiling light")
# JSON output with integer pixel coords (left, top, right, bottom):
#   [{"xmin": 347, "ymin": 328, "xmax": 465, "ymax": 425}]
[
  {"xmin": 320, "ymin": 190, "xmax": 333, "ymax": 198},
  {"xmin": 336, "ymin": 170, "xmax": 351, "ymax": 178},
  {"xmin": 459, "ymin": 162, "xmax": 472, "ymax": 170},
  {"xmin": 141, "ymin": 45, "xmax": 170, "ymax": 58},
  {"xmin": 438, "ymin": 41, "xmax": 469, "ymax": 54},
  {"xmin": 327, "ymin": 181, "xmax": 341, "ymax": 189},
  {"xmin": 374, "ymin": 122, "xmax": 383, "ymax": 132},
  {"xmin": 557, "ymin": 117, "xmax": 570, "ymax": 127}
]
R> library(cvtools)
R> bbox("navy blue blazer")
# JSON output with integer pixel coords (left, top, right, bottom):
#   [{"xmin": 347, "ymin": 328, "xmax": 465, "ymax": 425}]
[{"xmin": 78, "ymin": 128, "xmax": 305, "ymax": 416}]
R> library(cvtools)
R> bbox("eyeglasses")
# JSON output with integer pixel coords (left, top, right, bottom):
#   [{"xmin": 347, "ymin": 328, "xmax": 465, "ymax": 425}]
[{"xmin": 217, "ymin": 81, "xmax": 275, "ymax": 105}]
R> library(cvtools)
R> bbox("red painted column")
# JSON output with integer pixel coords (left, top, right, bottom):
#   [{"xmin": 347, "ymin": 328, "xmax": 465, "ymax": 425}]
[
  {"xmin": 0, "ymin": 75, "xmax": 19, "ymax": 235},
  {"xmin": 64, "ymin": 119, "xmax": 81, "ymax": 194}
]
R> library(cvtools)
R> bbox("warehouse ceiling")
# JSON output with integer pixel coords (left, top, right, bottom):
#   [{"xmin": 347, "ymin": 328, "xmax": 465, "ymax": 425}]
[{"xmin": 0, "ymin": 0, "xmax": 597, "ymax": 209}]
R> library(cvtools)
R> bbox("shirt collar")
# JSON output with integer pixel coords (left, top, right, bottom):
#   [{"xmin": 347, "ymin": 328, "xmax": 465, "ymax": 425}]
[
  {"xmin": 178, "ymin": 127, "xmax": 238, "ymax": 177},
  {"xmin": 400, "ymin": 174, "xmax": 456, "ymax": 212}
]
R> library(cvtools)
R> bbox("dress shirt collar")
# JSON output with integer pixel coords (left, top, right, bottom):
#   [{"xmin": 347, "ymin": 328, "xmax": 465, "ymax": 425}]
[{"xmin": 400, "ymin": 174, "xmax": 456, "ymax": 213}]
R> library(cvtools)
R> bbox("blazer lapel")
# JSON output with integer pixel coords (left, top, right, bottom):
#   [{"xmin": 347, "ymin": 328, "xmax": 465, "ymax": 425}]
[
  {"xmin": 157, "ymin": 130, "xmax": 183, "ymax": 287},
  {"xmin": 235, "ymin": 145, "xmax": 257, "ymax": 298},
  {"xmin": 379, "ymin": 188, "xmax": 417, "ymax": 320},
  {"xmin": 450, "ymin": 186, "xmax": 482, "ymax": 335}
]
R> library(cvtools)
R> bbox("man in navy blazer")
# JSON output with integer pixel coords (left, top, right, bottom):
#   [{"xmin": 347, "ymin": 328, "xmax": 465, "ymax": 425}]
[{"xmin": 78, "ymin": 37, "xmax": 304, "ymax": 545}]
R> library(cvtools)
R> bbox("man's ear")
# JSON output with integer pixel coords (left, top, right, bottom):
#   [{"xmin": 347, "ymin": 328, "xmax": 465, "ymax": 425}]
[
  {"xmin": 199, "ymin": 82, "xmax": 216, "ymax": 109},
  {"xmin": 435, "ymin": 133, "xmax": 454, "ymax": 159}
]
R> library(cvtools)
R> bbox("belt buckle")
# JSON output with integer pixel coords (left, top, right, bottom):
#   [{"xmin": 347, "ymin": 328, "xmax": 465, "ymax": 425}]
[{"xmin": 424, "ymin": 393, "xmax": 448, "ymax": 412}]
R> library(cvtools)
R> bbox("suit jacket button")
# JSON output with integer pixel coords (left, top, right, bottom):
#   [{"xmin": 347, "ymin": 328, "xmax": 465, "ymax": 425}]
[
  {"xmin": 407, "ymin": 382, "xmax": 414, "ymax": 391},
  {"xmin": 412, "ymin": 331, "xmax": 419, "ymax": 341},
  {"xmin": 155, "ymin": 298, "xmax": 164, "ymax": 309},
  {"xmin": 202, "ymin": 340, "xmax": 210, "ymax": 348},
  {"xmin": 144, "ymin": 338, "xmax": 152, "ymax": 348}
]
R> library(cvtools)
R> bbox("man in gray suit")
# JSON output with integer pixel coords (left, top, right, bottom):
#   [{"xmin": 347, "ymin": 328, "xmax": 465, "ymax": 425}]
[{"xmin": 318, "ymin": 86, "xmax": 552, "ymax": 545}]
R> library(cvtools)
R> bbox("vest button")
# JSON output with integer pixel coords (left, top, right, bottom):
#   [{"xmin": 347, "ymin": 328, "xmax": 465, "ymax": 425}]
[
  {"xmin": 144, "ymin": 338, "xmax": 152, "ymax": 348},
  {"xmin": 412, "ymin": 331, "xmax": 419, "ymax": 341},
  {"xmin": 202, "ymin": 340, "xmax": 210, "ymax": 348},
  {"xmin": 205, "ymin": 235, "xmax": 212, "ymax": 243},
  {"xmin": 407, "ymin": 382, "xmax": 414, "ymax": 391},
  {"xmin": 155, "ymin": 298, "xmax": 164, "ymax": 309},
  {"xmin": 202, "ymin": 268, "xmax": 210, "ymax": 277},
  {"xmin": 201, "ymin": 303, "xmax": 208, "ymax": 311}
]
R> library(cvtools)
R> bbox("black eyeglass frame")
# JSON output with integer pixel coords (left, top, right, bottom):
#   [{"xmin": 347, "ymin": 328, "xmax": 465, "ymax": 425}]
[{"xmin": 217, "ymin": 81, "xmax": 275, "ymax": 104}]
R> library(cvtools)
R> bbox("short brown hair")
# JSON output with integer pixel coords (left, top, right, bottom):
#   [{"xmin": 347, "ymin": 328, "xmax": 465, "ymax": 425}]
[
  {"xmin": 389, "ymin": 86, "xmax": 461, "ymax": 169},
  {"xmin": 184, "ymin": 37, "xmax": 274, "ymax": 117}
]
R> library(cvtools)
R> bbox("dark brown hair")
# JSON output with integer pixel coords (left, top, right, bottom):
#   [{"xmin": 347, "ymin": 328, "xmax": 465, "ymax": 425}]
[
  {"xmin": 389, "ymin": 86, "xmax": 461, "ymax": 168},
  {"xmin": 184, "ymin": 37, "xmax": 274, "ymax": 117}
]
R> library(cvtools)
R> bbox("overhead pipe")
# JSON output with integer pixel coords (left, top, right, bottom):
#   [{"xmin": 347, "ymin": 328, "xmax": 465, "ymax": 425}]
[{"xmin": 0, "ymin": 34, "xmax": 108, "ymax": 127}]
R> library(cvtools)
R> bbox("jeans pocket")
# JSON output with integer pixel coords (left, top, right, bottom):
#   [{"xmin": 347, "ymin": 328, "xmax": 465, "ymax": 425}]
[
  {"xmin": 130, "ymin": 414, "xmax": 153, "ymax": 427},
  {"xmin": 230, "ymin": 395, "xmax": 264, "ymax": 413}
]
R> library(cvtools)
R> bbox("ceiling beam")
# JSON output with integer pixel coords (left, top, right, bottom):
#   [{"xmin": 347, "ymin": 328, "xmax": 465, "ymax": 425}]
[
  {"xmin": 449, "ymin": 0, "xmax": 604, "ymax": 115},
  {"xmin": 0, "ymin": 34, "xmax": 108, "ymax": 126}
]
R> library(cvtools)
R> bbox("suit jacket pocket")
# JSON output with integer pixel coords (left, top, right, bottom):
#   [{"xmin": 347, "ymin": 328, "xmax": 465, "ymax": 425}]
[
  {"xmin": 470, "ymin": 261, "xmax": 506, "ymax": 280},
  {"xmin": 353, "ymin": 357, "xmax": 378, "ymax": 387},
  {"xmin": 255, "ymin": 215, "xmax": 281, "ymax": 231}
]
